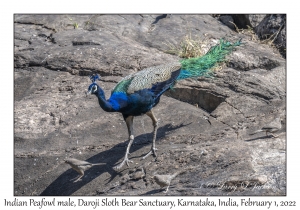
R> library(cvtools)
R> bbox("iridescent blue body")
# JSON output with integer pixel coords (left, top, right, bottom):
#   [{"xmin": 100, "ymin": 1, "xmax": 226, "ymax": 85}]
[
  {"xmin": 87, "ymin": 60, "xmax": 184, "ymax": 116},
  {"xmin": 95, "ymin": 86, "xmax": 160, "ymax": 116}
]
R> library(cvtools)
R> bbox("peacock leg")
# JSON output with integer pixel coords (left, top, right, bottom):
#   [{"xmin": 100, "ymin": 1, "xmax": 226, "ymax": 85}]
[
  {"xmin": 113, "ymin": 115, "xmax": 134, "ymax": 170},
  {"xmin": 142, "ymin": 109, "xmax": 158, "ymax": 159}
]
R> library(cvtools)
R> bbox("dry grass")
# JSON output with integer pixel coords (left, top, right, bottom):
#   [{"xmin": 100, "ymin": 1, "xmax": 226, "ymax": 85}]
[
  {"xmin": 230, "ymin": 21, "xmax": 259, "ymax": 42},
  {"xmin": 164, "ymin": 34, "xmax": 212, "ymax": 59},
  {"xmin": 164, "ymin": 34, "xmax": 227, "ymax": 72},
  {"xmin": 259, "ymin": 24, "xmax": 284, "ymax": 47},
  {"xmin": 210, "ymin": 61, "xmax": 228, "ymax": 72},
  {"xmin": 230, "ymin": 21, "xmax": 284, "ymax": 49}
]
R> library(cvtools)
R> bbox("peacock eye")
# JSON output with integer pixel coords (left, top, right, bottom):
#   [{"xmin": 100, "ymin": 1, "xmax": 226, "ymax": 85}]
[{"xmin": 93, "ymin": 85, "xmax": 97, "ymax": 92}]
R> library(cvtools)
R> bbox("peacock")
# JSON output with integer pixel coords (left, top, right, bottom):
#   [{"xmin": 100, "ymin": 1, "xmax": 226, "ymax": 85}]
[{"xmin": 86, "ymin": 39, "xmax": 241, "ymax": 170}]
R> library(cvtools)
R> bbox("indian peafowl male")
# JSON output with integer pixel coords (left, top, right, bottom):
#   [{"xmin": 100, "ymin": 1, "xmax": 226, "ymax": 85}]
[{"xmin": 86, "ymin": 39, "xmax": 241, "ymax": 170}]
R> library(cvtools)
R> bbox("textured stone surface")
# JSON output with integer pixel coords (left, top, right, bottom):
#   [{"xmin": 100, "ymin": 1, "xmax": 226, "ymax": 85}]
[
  {"xmin": 14, "ymin": 14, "xmax": 286, "ymax": 196},
  {"xmin": 214, "ymin": 14, "xmax": 286, "ymax": 58},
  {"xmin": 255, "ymin": 14, "xmax": 286, "ymax": 57}
]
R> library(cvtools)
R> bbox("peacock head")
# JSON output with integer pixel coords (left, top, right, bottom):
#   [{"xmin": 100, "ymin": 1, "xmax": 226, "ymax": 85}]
[{"xmin": 86, "ymin": 74, "xmax": 101, "ymax": 96}]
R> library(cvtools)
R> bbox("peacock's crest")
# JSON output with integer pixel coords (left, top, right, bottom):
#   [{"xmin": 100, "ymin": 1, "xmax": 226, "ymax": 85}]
[{"xmin": 89, "ymin": 74, "xmax": 101, "ymax": 83}]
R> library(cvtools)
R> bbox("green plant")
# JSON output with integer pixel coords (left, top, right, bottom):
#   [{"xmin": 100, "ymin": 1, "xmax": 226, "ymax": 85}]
[
  {"xmin": 73, "ymin": 22, "xmax": 79, "ymax": 29},
  {"xmin": 66, "ymin": 15, "xmax": 79, "ymax": 29}
]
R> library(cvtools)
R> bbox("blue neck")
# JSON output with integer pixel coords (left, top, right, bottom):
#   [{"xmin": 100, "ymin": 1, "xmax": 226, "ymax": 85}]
[{"xmin": 95, "ymin": 85, "xmax": 115, "ymax": 112}]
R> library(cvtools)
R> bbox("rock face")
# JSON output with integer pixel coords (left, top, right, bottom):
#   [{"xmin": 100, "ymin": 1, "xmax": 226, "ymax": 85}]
[
  {"xmin": 14, "ymin": 14, "xmax": 286, "ymax": 196},
  {"xmin": 216, "ymin": 14, "xmax": 286, "ymax": 58},
  {"xmin": 255, "ymin": 14, "xmax": 286, "ymax": 58}
]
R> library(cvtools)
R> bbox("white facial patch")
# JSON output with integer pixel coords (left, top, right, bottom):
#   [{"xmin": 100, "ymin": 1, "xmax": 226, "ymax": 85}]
[{"xmin": 93, "ymin": 85, "xmax": 97, "ymax": 92}]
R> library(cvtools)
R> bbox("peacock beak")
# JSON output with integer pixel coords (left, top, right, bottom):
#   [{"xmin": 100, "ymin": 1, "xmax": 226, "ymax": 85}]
[{"xmin": 86, "ymin": 90, "xmax": 92, "ymax": 97}]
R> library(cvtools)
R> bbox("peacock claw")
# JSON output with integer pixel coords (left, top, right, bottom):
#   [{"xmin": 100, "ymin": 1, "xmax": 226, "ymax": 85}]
[
  {"xmin": 113, "ymin": 158, "xmax": 133, "ymax": 170},
  {"xmin": 142, "ymin": 147, "xmax": 158, "ymax": 160},
  {"xmin": 126, "ymin": 159, "xmax": 133, "ymax": 166}
]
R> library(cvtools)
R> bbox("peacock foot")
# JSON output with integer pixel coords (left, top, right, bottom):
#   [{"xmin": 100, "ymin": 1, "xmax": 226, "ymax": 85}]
[
  {"xmin": 142, "ymin": 147, "xmax": 157, "ymax": 160},
  {"xmin": 113, "ymin": 157, "xmax": 133, "ymax": 170}
]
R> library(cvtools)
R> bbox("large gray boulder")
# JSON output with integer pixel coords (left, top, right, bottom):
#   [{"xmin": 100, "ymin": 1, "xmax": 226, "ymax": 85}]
[{"xmin": 14, "ymin": 14, "xmax": 285, "ymax": 196}]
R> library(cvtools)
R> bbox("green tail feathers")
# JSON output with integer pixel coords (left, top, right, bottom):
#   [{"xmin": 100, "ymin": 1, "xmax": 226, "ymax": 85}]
[{"xmin": 177, "ymin": 39, "xmax": 241, "ymax": 80}]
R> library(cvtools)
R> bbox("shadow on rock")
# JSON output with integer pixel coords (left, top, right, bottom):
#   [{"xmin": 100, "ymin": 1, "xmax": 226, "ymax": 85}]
[
  {"xmin": 40, "ymin": 123, "xmax": 189, "ymax": 196},
  {"xmin": 244, "ymin": 136, "xmax": 272, "ymax": 142},
  {"xmin": 141, "ymin": 189, "xmax": 164, "ymax": 195}
]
